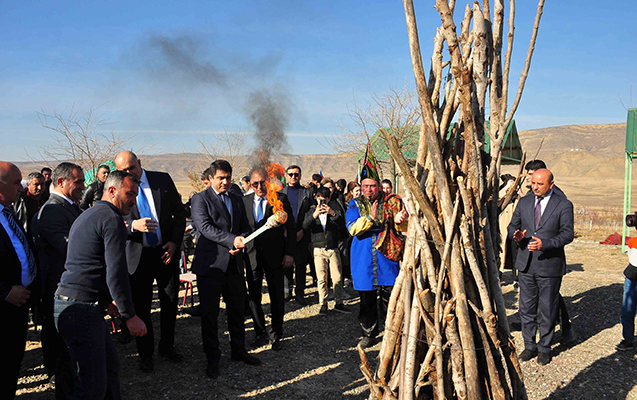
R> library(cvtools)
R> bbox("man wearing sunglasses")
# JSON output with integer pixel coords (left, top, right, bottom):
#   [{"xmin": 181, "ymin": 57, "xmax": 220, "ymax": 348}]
[{"xmin": 280, "ymin": 165, "xmax": 314, "ymax": 305}]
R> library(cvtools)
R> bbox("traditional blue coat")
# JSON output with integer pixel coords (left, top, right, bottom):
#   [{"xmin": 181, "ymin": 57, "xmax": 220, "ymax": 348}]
[{"xmin": 346, "ymin": 197, "xmax": 401, "ymax": 291}]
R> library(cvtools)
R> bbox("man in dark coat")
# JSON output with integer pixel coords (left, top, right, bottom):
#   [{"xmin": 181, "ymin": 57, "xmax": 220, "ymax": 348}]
[
  {"xmin": 190, "ymin": 159, "xmax": 260, "ymax": 379},
  {"xmin": 79, "ymin": 164, "xmax": 110, "ymax": 210},
  {"xmin": 115, "ymin": 151, "xmax": 187, "ymax": 372},
  {"xmin": 508, "ymin": 169, "xmax": 574, "ymax": 365}
]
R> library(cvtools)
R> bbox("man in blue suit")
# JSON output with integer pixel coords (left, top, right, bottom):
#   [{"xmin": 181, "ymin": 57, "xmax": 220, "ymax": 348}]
[
  {"xmin": 190, "ymin": 160, "xmax": 261, "ymax": 379},
  {"xmin": 508, "ymin": 169, "xmax": 574, "ymax": 365}
]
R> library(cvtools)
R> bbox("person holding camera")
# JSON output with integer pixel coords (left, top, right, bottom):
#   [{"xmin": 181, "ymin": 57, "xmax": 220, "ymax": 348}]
[{"xmin": 303, "ymin": 186, "xmax": 350, "ymax": 315}]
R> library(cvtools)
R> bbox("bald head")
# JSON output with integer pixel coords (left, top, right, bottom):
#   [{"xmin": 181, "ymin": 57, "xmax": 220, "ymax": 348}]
[
  {"xmin": 531, "ymin": 168, "xmax": 555, "ymax": 198},
  {"xmin": 0, "ymin": 162, "xmax": 23, "ymax": 206},
  {"xmin": 114, "ymin": 151, "xmax": 143, "ymax": 179}
]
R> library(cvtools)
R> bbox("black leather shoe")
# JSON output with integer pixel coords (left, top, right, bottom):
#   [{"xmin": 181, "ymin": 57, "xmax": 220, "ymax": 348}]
[
  {"xmin": 251, "ymin": 333, "xmax": 270, "ymax": 349},
  {"xmin": 159, "ymin": 347, "xmax": 184, "ymax": 363},
  {"xmin": 206, "ymin": 363, "xmax": 219, "ymax": 379},
  {"xmin": 271, "ymin": 339, "xmax": 283, "ymax": 351},
  {"xmin": 231, "ymin": 352, "xmax": 262, "ymax": 366},
  {"xmin": 140, "ymin": 357, "xmax": 154, "ymax": 373},
  {"xmin": 518, "ymin": 349, "xmax": 538, "ymax": 362},
  {"xmin": 537, "ymin": 351, "xmax": 551, "ymax": 365}
]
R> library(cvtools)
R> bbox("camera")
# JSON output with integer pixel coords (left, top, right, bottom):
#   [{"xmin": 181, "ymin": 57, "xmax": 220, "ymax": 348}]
[
  {"xmin": 626, "ymin": 213, "xmax": 637, "ymax": 227},
  {"xmin": 318, "ymin": 199, "xmax": 327, "ymax": 207}
]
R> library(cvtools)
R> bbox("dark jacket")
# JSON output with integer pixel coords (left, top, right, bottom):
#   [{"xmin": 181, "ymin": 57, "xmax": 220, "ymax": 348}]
[
  {"xmin": 79, "ymin": 180, "xmax": 105, "ymax": 210},
  {"xmin": 190, "ymin": 187, "xmax": 250, "ymax": 275},
  {"xmin": 302, "ymin": 201, "xmax": 342, "ymax": 249},
  {"xmin": 56, "ymin": 201, "xmax": 136, "ymax": 319},
  {"xmin": 13, "ymin": 191, "xmax": 47, "ymax": 237},
  {"xmin": 242, "ymin": 192, "xmax": 296, "ymax": 270},
  {"xmin": 280, "ymin": 185, "xmax": 314, "ymax": 239},
  {"xmin": 507, "ymin": 188, "xmax": 574, "ymax": 277}
]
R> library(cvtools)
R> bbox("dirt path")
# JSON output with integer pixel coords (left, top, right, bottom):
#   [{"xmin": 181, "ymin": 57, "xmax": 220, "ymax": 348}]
[{"xmin": 15, "ymin": 235, "xmax": 637, "ymax": 399}]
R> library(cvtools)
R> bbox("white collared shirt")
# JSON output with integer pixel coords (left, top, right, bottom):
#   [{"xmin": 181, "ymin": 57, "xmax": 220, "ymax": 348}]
[
  {"xmin": 253, "ymin": 195, "xmax": 267, "ymax": 221},
  {"xmin": 139, "ymin": 169, "xmax": 162, "ymax": 246},
  {"xmin": 50, "ymin": 190, "xmax": 74, "ymax": 205},
  {"xmin": 0, "ymin": 204, "xmax": 33, "ymax": 287}
]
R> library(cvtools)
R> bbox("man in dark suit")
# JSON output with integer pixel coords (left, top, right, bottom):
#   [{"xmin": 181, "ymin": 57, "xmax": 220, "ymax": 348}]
[
  {"xmin": 190, "ymin": 160, "xmax": 260, "ymax": 379},
  {"xmin": 0, "ymin": 161, "xmax": 38, "ymax": 399},
  {"xmin": 114, "ymin": 151, "xmax": 187, "ymax": 372},
  {"xmin": 508, "ymin": 169, "xmax": 574, "ymax": 365},
  {"xmin": 280, "ymin": 165, "xmax": 313, "ymax": 304},
  {"xmin": 32, "ymin": 162, "xmax": 84, "ymax": 396},
  {"xmin": 244, "ymin": 167, "xmax": 296, "ymax": 350},
  {"xmin": 79, "ymin": 164, "xmax": 109, "ymax": 210}
]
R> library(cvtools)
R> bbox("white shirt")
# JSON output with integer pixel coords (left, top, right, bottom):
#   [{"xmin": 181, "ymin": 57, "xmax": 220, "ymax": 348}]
[
  {"xmin": 0, "ymin": 204, "xmax": 33, "ymax": 287},
  {"xmin": 50, "ymin": 190, "xmax": 74, "ymax": 205},
  {"xmin": 139, "ymin": 170, "xmax": 162, "ymax": 246},
  {"xmin": 253, "ymin": 195, "xmax": 267, "ymax": 221},
  {"xmin": 534, "ymin": 189, "xmax": 553, "ymax": 217}
]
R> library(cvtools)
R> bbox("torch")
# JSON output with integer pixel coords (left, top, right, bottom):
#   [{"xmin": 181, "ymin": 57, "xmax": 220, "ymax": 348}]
[{"xmin": 243, "ymin": 210, "xmax": 288, "ymax": 244}]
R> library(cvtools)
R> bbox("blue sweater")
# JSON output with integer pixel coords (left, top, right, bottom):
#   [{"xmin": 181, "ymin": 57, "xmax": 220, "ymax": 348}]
[{"xmin": 56, "ymin": 201, "xmax": 136, "ymax": 320}]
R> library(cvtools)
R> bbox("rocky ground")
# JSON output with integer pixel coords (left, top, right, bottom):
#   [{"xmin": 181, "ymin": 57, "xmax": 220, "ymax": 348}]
[{"xmin": 15, "ymin": 229, "xmax": 637, "ymax": 399}]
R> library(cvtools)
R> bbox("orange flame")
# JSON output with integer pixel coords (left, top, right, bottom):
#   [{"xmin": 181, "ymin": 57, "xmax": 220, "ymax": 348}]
[{"xmin": 260, "ymin": 150, "xmax": 287, "ymax": 222}]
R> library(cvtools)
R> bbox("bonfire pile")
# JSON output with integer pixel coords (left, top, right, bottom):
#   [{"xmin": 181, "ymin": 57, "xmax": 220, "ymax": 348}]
[{"xmin": 358, "ymin": 1, "xmax": 546, "ymax": 399}]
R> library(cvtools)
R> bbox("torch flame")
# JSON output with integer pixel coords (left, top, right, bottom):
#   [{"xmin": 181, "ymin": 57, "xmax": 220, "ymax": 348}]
[{"xmin": 260, "ymin": 150, "xmax": 288, "ymax": 223}]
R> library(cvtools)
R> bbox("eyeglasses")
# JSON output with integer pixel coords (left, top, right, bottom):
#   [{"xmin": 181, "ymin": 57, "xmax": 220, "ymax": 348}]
[
  {"xmin": 251, "ymin": 180, "xmax": 266, "ymax": 188},
  {"xmin": 287, "ymin": 172, "xmax": 300, "ymax": 178}
]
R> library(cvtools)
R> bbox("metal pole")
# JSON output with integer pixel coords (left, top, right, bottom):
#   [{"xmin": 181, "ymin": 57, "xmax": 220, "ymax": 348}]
[{"xmin": 623, "ymin": 153, "xmax": 629, "ymax": 252}]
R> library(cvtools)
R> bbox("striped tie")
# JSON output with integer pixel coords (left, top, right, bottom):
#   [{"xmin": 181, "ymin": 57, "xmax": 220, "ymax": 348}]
[{"xmin": 2, "ymin": 208, "xmax": 36, "ymax": 285}]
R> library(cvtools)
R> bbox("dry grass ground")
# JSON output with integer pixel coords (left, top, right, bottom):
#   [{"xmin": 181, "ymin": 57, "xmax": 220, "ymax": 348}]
[{"xmin": 16, "ymin": 225, "xmax": 637, "ymax": 399}]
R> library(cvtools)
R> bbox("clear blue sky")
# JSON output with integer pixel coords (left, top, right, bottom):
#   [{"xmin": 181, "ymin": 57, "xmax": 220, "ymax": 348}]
[{"xmin": 1, "ymin": 1, "xmax": 635, "ymax": 161}]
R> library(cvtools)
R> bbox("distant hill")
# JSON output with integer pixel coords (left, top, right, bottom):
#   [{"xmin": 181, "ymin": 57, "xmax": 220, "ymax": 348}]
[{"xmin": 12, "ymin": 123, "xmax": 631, "ymax": 208}]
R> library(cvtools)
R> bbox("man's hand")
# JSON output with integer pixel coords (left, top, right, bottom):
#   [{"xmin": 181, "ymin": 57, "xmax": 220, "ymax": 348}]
[
  {"xmin": 371, "ymin": 200, "xmax": 379, "ymax": 220},
  {"xmin": 313, "ymin": 206, "xmax": 322, "ymax": 219},
  {"xmin": 132, "ymin": 218, "xmax": 158, "ymax": 233},
  {"xmin": 107, "ymin": 302, "xmax": 121, "ymax": 318},
  {"xmin": 5, "ymin": 286, "xmax": 30, "ymax": 307},
  {"xmin": 296, "ymin": 229, "xmax": 304, "ymax": 242},
  {"xmin": 528, "ymin": 236, "xmax": 543, "ymax": 251},
  {"xmin": 513, "ymin": 229, "xmax": 527, "ymax": 243},
  {"xmin": 324, "ymin": 205, "xmax": 335, "ymax": 216},
  {"xmin": 233, "ymin": 236, "xmax": 246, "ymax": 250},
  {"xmin": 126, "ymin": 315, "xmax": 147, "ymax": 337},
  {"xmin": 395, "ymin": 209, "xmax": 408, "ymax": 225},
  {"xmin": 282, "ymin": 255, "xmax": 294, "ymax": 268},
  {"xmin": 161, "ymin": 241, "xmax": 177, "ymax": 265}
]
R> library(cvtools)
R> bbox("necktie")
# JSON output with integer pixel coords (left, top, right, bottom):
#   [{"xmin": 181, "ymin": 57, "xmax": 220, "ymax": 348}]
[
  {"xmin": 137, "ymin": 183, "xmax": 159, "ymax": 247},
  {"xmin": 220, "ymin": 193, "xmax": 232, "ymax": 224},
  {"xmin": 256, "ymin": 197, "xmax": 264, "ymax": 223},
  {"xmin": 534, "ymin": 196, "xmax": 543, "ymax": 230},
  {"xmin": 2, "ymin": 208, "xmax": 36, "ymax": 285}
]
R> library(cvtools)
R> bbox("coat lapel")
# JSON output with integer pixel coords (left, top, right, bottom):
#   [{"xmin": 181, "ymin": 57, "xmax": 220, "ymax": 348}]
[
  {"xmin": 244, "ymin": 193, "xmax": 256, "ymax": 228},
  {"xmin": 146, "ymin": 171, "xmax": 162, "ymax": 218},
  {"xmin": 537, "ymin": 192, "xmax": 561, "ymax": 230},
  {"xmin": 209, "ymin": 188, "xmax": 231, "ymax": 227}
]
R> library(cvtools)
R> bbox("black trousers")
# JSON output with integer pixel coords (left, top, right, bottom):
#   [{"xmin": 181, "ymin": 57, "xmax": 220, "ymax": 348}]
[
  {"xmin": 197, "ymin": 265, "xmax": 246, "ymax": 364},
  {"xmin": 246, "ymin": 251, "xmax": 285, "ymax": 341},
  {"xmin": 518, "ymin": 266, "xmax": 563, "ymax": 353},
  {"xmin": 129, "ymin": 247, "xmax": 179, "ymax": 360},
  {"xmin": 285, "ymin": 238, "xmax": 310, "ymax": 296},
  {"xmin": 0, "ymin": 301, "xmax": 29, "ymax": 400},
  {"xmin": 358, "ymin": 286, "xmax": 392, "ymax": 338}
]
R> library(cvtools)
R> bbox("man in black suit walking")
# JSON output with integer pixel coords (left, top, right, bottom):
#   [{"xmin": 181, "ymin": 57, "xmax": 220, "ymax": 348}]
[
  {"xmin": 280, "ymin": 165, "xmax": 313, "ymax": 304},
  {"xmin": 0, "ymin": 162, "xmax": 38, "ymax": 399},
  {"xmin": 243, "ymin": 167, "xmax": 296, "ymax": 350},
  {"xmin": 32, "ymin": 162, "xmax": 85, "ymax": 395},
  {"xmin": 114, "ymin": 151, "xmax": 187, "ymax": 372},
  {"xmin": 190, "ymin": 160, "xmax": 260, "ymax": 379},
  {"xmin": 508, "ymin": 169, "xmax": 574, "ymax": 365}
]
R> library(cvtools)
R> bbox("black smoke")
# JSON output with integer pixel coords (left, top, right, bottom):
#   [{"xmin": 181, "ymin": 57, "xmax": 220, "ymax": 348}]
[{"xmin": 245, "ymin": 88, "xmax": 290, "ymax": 166}]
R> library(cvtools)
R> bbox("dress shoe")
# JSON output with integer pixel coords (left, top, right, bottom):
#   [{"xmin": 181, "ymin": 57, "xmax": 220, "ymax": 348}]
[
  {"xmin": 537, "ymin": 351, "xmax": 551, "ymax": 365},
  {"xmin": 518, "ymin": 349, "xmax": 538, "ymax": 362},
  {"xmin": 206, "ymin": 363, "xmax": 219, "ymax": 379},
  {"xmin": 295, "ymin": 295, "xmax": 308, "ymax": 306},
  {"xmin": 139, "ymin": 357, "xmax": 154, "ymax": 373},
  {"xmin": 318, "ymin": 304, "xmax": 328, "ymax": 315},
  {"xmin": 358, "ymin": 337, "xmax": 374, "ymax": 349},
  {"xmin": 271, "ymin": 339, "xmax": 283, "ymax": 351},
  {"xmin": 561, "ymin": 328, "xmax": 576, "ymax": 344},
  {"xmin": 231, "ymin": 352, "xmax": 262, "ymax": 366},
  {"xmin": 333, "ymin": 304, "xmax": 352, "ymax": 314},
  {"xmin": 251, "ymin": 333, "xmax": 270, "ymax": 349},
  {"xmin": 159, "ymin": 347, "xmax": 184, "ymax": 363}
]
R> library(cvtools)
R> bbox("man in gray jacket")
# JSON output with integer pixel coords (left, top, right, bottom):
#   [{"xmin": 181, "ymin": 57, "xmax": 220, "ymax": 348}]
[{"xmin": 508, "ymin": 169, "xmax": 574, "ymax": 365}]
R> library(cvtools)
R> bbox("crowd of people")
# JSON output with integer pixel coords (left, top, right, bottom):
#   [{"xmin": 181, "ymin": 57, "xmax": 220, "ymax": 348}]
[
  {"xmin": 0, "ymin": 151, "xmax": 409, "ymax": 399},
  {"xmin": 2, "ymin": 151, "xmax": 636, "ymax": 398}
]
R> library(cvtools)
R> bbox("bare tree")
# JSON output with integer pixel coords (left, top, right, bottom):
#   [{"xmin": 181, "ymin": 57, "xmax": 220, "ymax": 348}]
[
  {"xmin": 35, "ymin": 107, "xmax": 130, "ymax": 173},
  {"xmin": 359, "ymin": 1, "xmax": 546, "ymax": 399},
  {"xmin": 328, "ymin": 84, "xmax": 422, "ymax": 183}
]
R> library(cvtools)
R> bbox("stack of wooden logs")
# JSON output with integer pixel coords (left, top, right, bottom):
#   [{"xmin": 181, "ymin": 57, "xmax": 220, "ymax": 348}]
[{"xmin": 358, "ymin": 1, "xmax": 546, "ymax": 399}]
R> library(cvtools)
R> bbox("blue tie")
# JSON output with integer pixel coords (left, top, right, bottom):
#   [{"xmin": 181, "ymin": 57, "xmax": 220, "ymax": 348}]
[
  {"xmin": 137, "ymin": 184, "xmax": 159, "ymax": 247},
  {"xmin": 256, "ymin": 197, "xmax": 264, "ymax": 223},
  {"xmin": 2, "ymin": 208, "xmax": 36, "ymax": 285}
]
